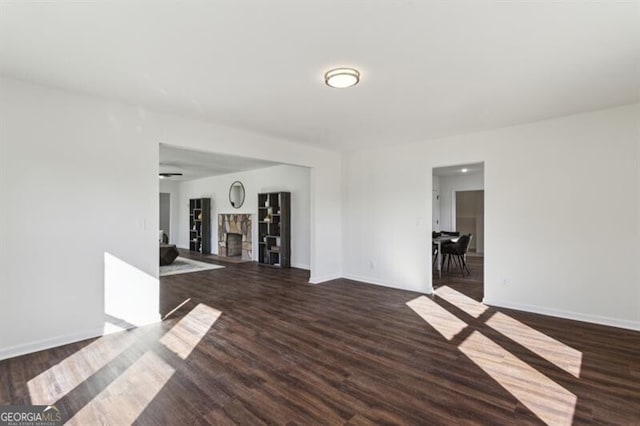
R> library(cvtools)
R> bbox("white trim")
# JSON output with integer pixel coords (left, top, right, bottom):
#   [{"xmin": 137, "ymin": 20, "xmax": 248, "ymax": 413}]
[
  {"xmin": 0, "ymin": 327, "xmax": 104, "ymax": 361},
  {"xmin": 483, "ymin": 298, "xmax": 640, "ymax": 331},
  {"xmin": 308, "ymin": 274, "xmax": 342, "ymax": 284},
  {"xmin": 451, "ymin": 189, "xmax": 457, "ymax": 232},
  {"xmin": 342, "ymin": 273, "xmax": 433, "ymax": 295},
  {"xmin": 432, "ymin": 189, "xmax": 440, "ymax": 230}
]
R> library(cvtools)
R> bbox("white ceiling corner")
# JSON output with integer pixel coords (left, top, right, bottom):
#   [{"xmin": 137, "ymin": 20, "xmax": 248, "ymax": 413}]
[{"xmin": 1, "ymin": 0, "xmax": 638, "ymax": 151}]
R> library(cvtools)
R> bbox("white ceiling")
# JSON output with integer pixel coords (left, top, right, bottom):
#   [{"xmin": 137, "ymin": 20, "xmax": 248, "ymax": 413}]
[
  {"xmin": 433, "ymin": 162, "xmax": 483, "ymax": 177},
  {"xmin": 159, "ymin": 145, "xmax": 281, "ymax": 181},
  {"xmin": 1, "ymin": 1, "xmax": 638, "ymax": 151}
]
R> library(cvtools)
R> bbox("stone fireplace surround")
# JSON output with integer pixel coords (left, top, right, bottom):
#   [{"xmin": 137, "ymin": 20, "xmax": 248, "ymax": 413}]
[{"xmin": 218, "ymin": 214, "xmax": 252, "ymax": 260}]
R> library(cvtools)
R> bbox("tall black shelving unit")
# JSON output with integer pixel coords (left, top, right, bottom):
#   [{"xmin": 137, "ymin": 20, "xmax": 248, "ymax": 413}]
[
  {"xmin": 257, "ymin": 192, "xmax": 290, "ymax": 268},
  {"xmin": 189, "ymin": 198, "xmax": 211, "ymax": 254}
]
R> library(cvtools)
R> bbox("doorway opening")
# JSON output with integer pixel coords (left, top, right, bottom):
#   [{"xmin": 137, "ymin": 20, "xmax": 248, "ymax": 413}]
[
  {"xmin": 432, "ymin": 162, "xmax": 484, "ymax": 301},
  {"xmin": 159, "ymin": 192, "xmax": 171, "ymax": 244}
]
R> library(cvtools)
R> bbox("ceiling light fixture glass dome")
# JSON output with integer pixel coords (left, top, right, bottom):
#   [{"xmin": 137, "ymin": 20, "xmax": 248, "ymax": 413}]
[{"xmin": 324, "ymin": 68, "xmax": 360, "ymax": 88}]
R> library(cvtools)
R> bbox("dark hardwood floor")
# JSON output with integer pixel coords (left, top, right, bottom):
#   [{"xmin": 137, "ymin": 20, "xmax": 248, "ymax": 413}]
[
  {"xmin": 1, "ymin": 255, "xmax": 639, "ymax": 425},
  {"xmin": 433, "ymin": 253, "xmax": 485, "ymax": 302}
]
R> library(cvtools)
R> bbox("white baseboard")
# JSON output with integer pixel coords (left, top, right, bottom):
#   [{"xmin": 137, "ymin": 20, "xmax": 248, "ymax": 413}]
[
  {"xmin": 308, "ymin": 274, "xmax": 342, "ymax": 284},
  {"xmin": 342, "ymin": 273, "xmax": 433, "ymax": 295},
  {"xmin": 0, "ymin": 327, "xmax": 104, "ymax": 361},
  {"xmin": 483, "ymin": 298, "xmax": 640, "ymax": 331}
]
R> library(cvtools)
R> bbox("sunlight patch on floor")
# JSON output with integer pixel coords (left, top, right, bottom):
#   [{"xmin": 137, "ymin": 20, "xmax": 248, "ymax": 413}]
[
  {"xmin": 434, "ymin": 285, "xmax": 489, "ymax": 318},
  {"xmin": 66, "ymin": 351, "xmax": 174, "ymax": 425},
  {"xmin": 162, "ymin": 298, "xmax": 192, "ymax": 321},
  {"xmin": 27, "ymin": 332, "xmax": 138, "ymax": 405},
  {"xmin": 486, "ymin": 312, "xmax": 582, "ymax": 378},
  {"xmin": 160, "ymin": 303, "xmax": 221, "ymax": 359},
  {"xmin": 407, "ymin": 290, "xmax": 580, "ymax": 423},
  {"xmin": 406, "ymin": 295, "xmax": 467, "ymax": 340},
  {"xmin": 459, "ymin": 331, "xmax": 577, "ymax": 425},
  {"xmin": 432, "ymin": 286, "xmax": 582, "ymax": 378}
]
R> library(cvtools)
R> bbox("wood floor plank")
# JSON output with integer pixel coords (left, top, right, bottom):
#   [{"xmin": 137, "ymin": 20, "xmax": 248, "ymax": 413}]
[{"xmin": 1, "ymin": 255, "xmax": 639, "ymax": 425}]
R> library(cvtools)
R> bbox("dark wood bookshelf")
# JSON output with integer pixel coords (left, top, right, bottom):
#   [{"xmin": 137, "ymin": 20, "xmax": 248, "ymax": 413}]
[
  {"xmin": 257, "ymin": 192, "xmax": 290, "ymax": 268},
  {"xmin": 189, "ymin": 197, "xmax": 211, "ymax": 254}
]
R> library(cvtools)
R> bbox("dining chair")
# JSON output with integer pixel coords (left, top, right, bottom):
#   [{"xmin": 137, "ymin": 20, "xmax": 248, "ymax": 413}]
[
  {"xmin": 432, "ymin": 231, "xmax": 441, "ymax": 266},
  {"xmin": 436, "ymin": 231, "xmax": 457, "ymax": 264},
  {"xmin": 442, "ymin": 234, "xmax": 472, "ymax": 276}
]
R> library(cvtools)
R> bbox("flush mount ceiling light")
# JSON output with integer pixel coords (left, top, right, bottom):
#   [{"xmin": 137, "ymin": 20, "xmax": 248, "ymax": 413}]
[
  {"xmin": 324, "ymin": 68, "xmax": 360, "ymax": 88},
  {"xmin": 461, "ymin": 168, "xmax": 469, "ymax": 173},
  {"xmin": 159, "ymin": 172, "xmax": 183, "ymax": 179}
]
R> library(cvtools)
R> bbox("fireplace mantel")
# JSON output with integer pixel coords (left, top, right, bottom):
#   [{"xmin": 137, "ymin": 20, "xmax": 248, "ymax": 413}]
[{"xmin": 218, "ymin": 214, "xmax": 252, "ymax": 260}]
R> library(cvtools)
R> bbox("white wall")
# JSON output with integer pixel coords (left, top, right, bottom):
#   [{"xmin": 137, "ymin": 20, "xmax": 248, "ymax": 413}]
[
  {"xmin": 159, "ymin": 179, "xmax": 181, "ymax": 244},
  {"xmin": 343, "ymin": 148, "xmax": 431, "ymax": 293},
  {"xmin": 0, "ymin": 77, "xmax": 342, "ymax": 359},
  {"xmin": 344, "ymin": 104, "xmax": 640, "ymax": 330},
  {"xmin": 437, "ymin": 172, "xmax": 484, "ymax": 232},
  {"xmin": 0, "ymin": 78, "xmax": 160, "ymax": 359},
  {"xmin": 176, "ymin": 165, "xmax": 311, "ymax": 269},
  {"xmin": 2, "ymin": 74, "xmax": 637, "ymax": 362}
]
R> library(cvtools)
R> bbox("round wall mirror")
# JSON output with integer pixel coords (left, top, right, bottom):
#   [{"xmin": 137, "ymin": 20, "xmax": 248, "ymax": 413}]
[{"xmin": 229, "ymin": 181, "xmax": 245, "ymax": 209}]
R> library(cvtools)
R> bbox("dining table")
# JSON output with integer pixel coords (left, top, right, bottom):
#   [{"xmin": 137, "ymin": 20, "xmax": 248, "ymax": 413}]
[{"xmin": 433, "ymin": 235, "xmax": 459, "ymax": 278}]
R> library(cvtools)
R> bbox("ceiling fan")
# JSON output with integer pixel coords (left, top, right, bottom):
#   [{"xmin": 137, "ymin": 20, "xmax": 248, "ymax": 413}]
[{"xmin": 159, "ymin": 172, "xmax": 183, "ymax": 178}]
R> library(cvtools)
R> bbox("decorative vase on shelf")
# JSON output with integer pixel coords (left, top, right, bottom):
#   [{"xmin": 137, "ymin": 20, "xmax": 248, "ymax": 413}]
[
  {"xmin": 198, "ymin": 212, "xmax": 202, "ymax": 220},
  {"xmin": 265, "ymin": 198, "xmax": 270, "ymax": 208}
]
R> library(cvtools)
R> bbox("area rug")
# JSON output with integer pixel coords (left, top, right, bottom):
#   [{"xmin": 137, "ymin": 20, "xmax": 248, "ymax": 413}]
[{"xmin": 160, "ymin": 257, "xmax": 224, "ymax": 276}]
